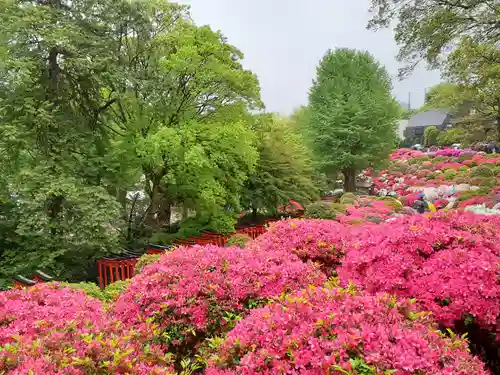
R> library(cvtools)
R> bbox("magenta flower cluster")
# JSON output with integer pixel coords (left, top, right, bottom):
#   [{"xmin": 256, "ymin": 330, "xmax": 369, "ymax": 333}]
[
  {"xmin": 247, "ymin": 219, "xmax": 355, "ymax": 272},
  {"xmin": 0, "ymin": 283, "xmax": 175, "ymax": 374},
  {"xmin": 373, "ymin": 148, "xmax": 500, "ymax": 207},
  {"xmin": 113, "ymin": 244, "xmax": 325, "ymax": 362},
  {"xmin": 206, "ymin": 287, "xmax": 489, "ymax": 375},
  {"xmin": 338, "ymin": 212, "xmax": 500, "ymax": 336},
  {"xmin": 2, "ymin": 210, "xmax": 498, "ymax": 374}
]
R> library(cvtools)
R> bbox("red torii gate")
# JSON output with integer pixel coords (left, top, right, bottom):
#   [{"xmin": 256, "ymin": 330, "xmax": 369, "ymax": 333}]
[{"xmin": 96, "ymin": 223, "xmax": 272, "ymax": 288}]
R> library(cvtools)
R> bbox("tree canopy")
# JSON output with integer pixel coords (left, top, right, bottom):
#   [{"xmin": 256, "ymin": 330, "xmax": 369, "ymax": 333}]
[
  {"xmin": 0, "ymin": 0, "xmax": 328, "ymax": 286},
  {"xmin": 306, "ymin": 48, "xmax": 399, "ymax": 191},
  {"xmin": 367, "ymin": 0, "xmax": 499, "ymax": 76},
  {"xmin": 369, "ymin": 1, "xmax": 499, "ymax": 145},
  {"xmin": 421, "ymin": 83, "xmax": 472, "ymax": 113},
  {"xmin": 242, "ymin": 114, "xmax": 318, "ymax": 218},
  {"xmin": 0, "ymin": 0, "xmax": 262, "ymax": 282}
]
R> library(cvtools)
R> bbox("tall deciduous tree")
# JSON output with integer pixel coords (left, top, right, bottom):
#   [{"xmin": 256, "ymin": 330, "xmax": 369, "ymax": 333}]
[
  {"xmin": 0, "ymin": 0, "xmax": 131, "ymax": 281},
  {"xmin": 424, "ymin": 126, "xmax": 440, "ymax": 146},
  {"xmin": 0, "ymin": 0, "xmax": 263, "ymax": 282},
  {"xmin": 307, "ymin": 48, "xmax": 399, "ymax": 192},
  {"xmin": 108, "ymin": 9, "xmax": 261, "ymax": 235},
  {"xmin": 421, "ymin": 83, "xmax": 473, "ymax": 113},
  {"xmin": 446, "ymin": 38, "xmax": 500, "ymax": 141},
  {"xmin": 242, "ymin": 114, "xmax": 318, "ymax": 219},
  {"xmin": 367, "ymin": 0, "xmax": 499, "ymax": 76}
]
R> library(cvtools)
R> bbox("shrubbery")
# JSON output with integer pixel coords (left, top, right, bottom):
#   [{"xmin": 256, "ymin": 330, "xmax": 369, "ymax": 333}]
[
  {"xmin": 206, "ymin": 286, "xmax": 488, "ymax": 375},
  {"xmin": 135, "ymin": 253, "xmax": 162, "ymax": 273},
  {"xmin": 0, "ymin": 283, "xmax": 174, "ymax": 374},
  {"xmin": 304, "ymin": 202, "xmax": 338, "ymax": 219},
  {"xmin": 338, "ymin": 212, "xmax": 500, "ymax": 336},
  {"xmin": 0, "ymin": 283, "xmax": 103, "ymax": 345},
  {"xmin": 470, "ymin": 165, "xmax": 494, "ymax": 178},
  {"xmin": 112, "ymin": 244, "xmax": 325, "ymax": 365},
  {"xmin": 249, "ymin": 219, "xmax": 353, "ymax": 273},
  {"xmin": 226, "ymin": 233, "xmax": 251, "ymax": 248},
  {"xmin": 3, "ymin": 211, "xmax": 500, "ymax": 373},
  {"xmin": 339, "ymin": 192, "xmax": 357, "ymax": 205},
  {"xmin": 63, "ymin": 280, "xmax": 132, "ymax": 302}
]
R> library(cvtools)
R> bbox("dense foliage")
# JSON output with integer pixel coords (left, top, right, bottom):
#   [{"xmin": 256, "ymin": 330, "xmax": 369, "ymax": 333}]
[
  {"xmin": 339, "ymin": 212, "xmax": 500, "ymax": 334},
  {"xmin": 225, "ymin": 233, "xmax": 251, "ymax": 248},
  {"xmin": 112, "ymin": 244, "xmax": 325, "ymax": 365},
  {"xmin": 306, "ymin": 48, "xmax": 399, "ymax": 191},
  {"xmin": 368, "ymin": 1, "xmax": 499, "ymax": 143},
  {"xmin": 0, "ymin": 0, "xmax": 321, "ymax": 283},
  {"xmin": 0, "ymin": 283, "xmax": 175, "ymax": 374},
  {"xmin": 367, "ymin": 0, "xmax": 499, "ymax": 76},
  {"xmin": 423, "ymin": 126, "xmax": 439, "ymax": 146},
  {"xmin": 3, "ymin": 206, "xmax": 500, "ymax": 373},
  {"xmin": 242, "ymin": 115, "xmax": 317, "ymax": 219},
  {"xmin": 206, "ymin": 287, "xmax": 488, "ymax": 375},
  {"xmin": 1, "ymin": 0, "xmax": 499, "ymax": 372},
  {"xmin": 372, "ymin": 148, "xmax": 500, "ymax": 211}
]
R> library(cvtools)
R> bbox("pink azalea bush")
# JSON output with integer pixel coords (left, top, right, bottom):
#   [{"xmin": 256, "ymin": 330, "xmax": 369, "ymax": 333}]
[
  {"xmin": 373, "ymin": 148, "xmax": 500, "ymax": 210},
  {"xmin": 4, "ymin": 203, "xmax": 500, "ymax": 373},
  {"xmin": 112, "ymin": 244, "xmax": 326, "ymax": 363},
  {"xmin": 0, "ymin": 283, "xmax": 103, "ymax": 345},
  {"xmin": 336, "ymin": 199, "xmax": 397, "ymax": 224},
  {"xmin": 206, "ymin": 286, "xmax": 489, "ymax": 375},
  {"xmin": 248, "ymin": 219, "xmax": 353, "ymax": 272},
  {"xmin": 0, "ymin": 283, "xmax": 175, "ymax": 374},
  {"xmin": 338, "ymin": 212, "xmax": 500, "ymax": 336}
]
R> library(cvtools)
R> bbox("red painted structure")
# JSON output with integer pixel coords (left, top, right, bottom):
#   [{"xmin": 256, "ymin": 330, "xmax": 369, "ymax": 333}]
[
  {"xmin": 96, "ymin": 221, "xmax": 281, "ymax": 289},
  {"xmin": 12, "ymin": 275, "xmax": 38, "ymax": 289},
  {"xmin": 11, "ymin": 214, "xmax": 303, "ymax": 290}
]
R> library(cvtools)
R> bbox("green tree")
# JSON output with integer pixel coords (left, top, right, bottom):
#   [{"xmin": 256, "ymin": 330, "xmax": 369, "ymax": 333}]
[
  {"xmin": 306, "ymin": 48, "xmax": 399, "ymax": 192},
  {"xmin": 446, "ymin": 38, "xmax": 500, "ymax": 141},
  {"xmin": 0, "ymin": 0, "xmax": 263, "ymax": 282},
  {"xmin": 104, "ymin": 7, "xmax": 261, "ymax": 236},
  {"xmin": 289, "ymin": 105, "xmax": 311, "ymax": 131},
  {"xmin": 421, "ymin": 83, "xmax": 473, "ymax": 113},
  {"xmin": 424, "ymin": 126, "xmax": 440, "ymax": 146},
  {"xmin": 136, "ymin": 119, "xmax": 258, "ymax": 235},
  {"xmin": 367, "ymin": 0, "xmax": 499, "ymax": 76},
  {"xmin": 401, "ymin": 108, "xmax": 417, "ymax": 120},
  {"xmin": 437, "ymin": 127, "xmax": 469, "ymax": 146},
  {"xmin": 0, "ymin": 0, "xmax": 134, "ymax": 281},
  {"xmin": 242, "ymin": 115, "xmax": 318, "ymax": 219}
]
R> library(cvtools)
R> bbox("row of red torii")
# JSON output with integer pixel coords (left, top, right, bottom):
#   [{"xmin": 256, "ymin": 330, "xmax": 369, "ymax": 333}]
[
  {"xmin": 96, "ymin": 222, "xmax": 275, "ymax": 289},
  {"xmin": 13, "ymin": 201, "xmax": 305, "ymax": 289},
  {"xmin": 12, "ymin": 223, "xmax": 272, "ymax": 290},
  {"xmin": 97, "ymin": 201, "xmax": 305, "ymax": 288}
]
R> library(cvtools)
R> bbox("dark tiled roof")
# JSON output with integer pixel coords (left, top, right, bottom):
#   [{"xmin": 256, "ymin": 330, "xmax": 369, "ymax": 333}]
[{"xmin": 407, "ymin": 110, "xmax": 450, "ymax": 128}]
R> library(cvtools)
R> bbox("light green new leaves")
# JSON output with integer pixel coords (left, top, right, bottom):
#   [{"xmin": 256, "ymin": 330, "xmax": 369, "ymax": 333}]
[
  {"xmin": 420, "ymin": 83, "xmax": 474, "ymax": 113},
  {"xmin": 307, "ymin": 48, "xmax": 399, "ymax": 177},
  {"xmin": 136, "ymin": 120, "xmax": 257, "ymax": 226},
  {"xmin": 242, "ymin": 114, "xmax": 318, "ymax": 213},
  {"xmin": 367, "ymin": 0, "xmax": 499, "ymax": 76}
]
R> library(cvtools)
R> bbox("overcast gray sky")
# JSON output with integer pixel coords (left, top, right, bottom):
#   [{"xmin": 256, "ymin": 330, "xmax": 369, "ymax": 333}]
[{"xmin": 179, "ymin": 0, "xmax": 442, "ymax": 115}]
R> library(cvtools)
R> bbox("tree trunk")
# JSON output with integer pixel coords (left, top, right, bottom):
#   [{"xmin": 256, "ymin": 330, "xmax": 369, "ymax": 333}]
[
  {"xmin": 48, "ymin": 194, "xmax": 64, "ymax": 236},
  {"xmin": 496, "ymin": 108, "xmax": 500, "ymax": 144},
  {"xmin": 342, "ymin": 168, "xmax": 357, "ymax": 193},
  {"xmin": 145, "ymin": 183, "xmax": 171, "ymax": 231},
  {"xmin": 252, "ymin": 207, "xmax": 257, "ymax": 222}
]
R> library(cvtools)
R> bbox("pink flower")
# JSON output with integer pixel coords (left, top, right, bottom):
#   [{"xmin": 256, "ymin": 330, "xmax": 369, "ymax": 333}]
[
  {"xmin": 112, "ymin": 244, "xmax": 325, "ymax": 364},
  {"xmin": 206, "ymin": 287, "xmax": 489, "ymax": 374}
]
